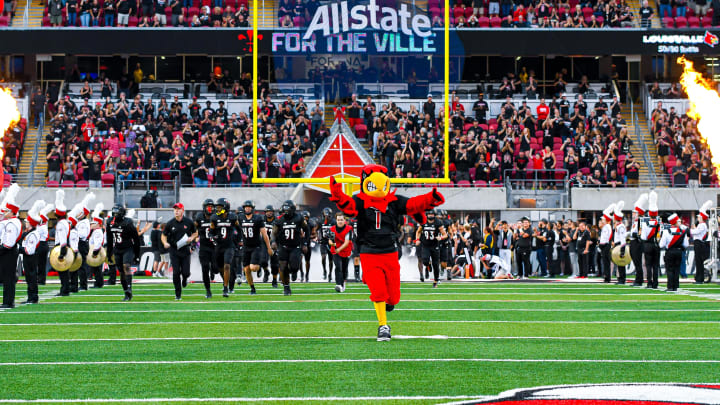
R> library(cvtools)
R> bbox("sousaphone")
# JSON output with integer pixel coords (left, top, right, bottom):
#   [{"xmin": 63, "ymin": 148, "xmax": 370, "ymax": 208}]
[
  {"xmin": 86, "ymin": 247, "xmax": 107, "ymax": 267},
  {"xmin": 611, "ymin": 245, "xmax": 632, "ymax": 267},
  {"xmin": 49, "ymin": 245, "xmax": 74, "ymax": 272}
]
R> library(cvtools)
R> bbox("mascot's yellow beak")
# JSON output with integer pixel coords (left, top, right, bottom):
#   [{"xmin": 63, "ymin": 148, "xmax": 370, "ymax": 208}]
[{"xmin": 362, "ymin": 172, "xmax": 390, "ymax": 198}]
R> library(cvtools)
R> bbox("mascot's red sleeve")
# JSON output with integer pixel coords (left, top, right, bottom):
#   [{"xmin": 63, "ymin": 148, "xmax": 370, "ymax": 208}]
[
  {"xmin": 405, "ymin": 188, "xmax": 445, "ymax": 224},
  {"xmin": 328, "ymin": 176, "xmax": 358, "ymax": 216}
]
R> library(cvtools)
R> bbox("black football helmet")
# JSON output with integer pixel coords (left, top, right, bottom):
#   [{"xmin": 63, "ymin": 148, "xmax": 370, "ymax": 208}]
[
  {"xmin": 426, "ymin": 209, "xmax": 436, "ymax": 220},
  {"xmin": 281, "ymin": 200, "xmax": 296, "ymax": 218},
  {"xmin": 322, "ymin": 207, "xmax": 332, "ymax": 217},
  {"xmin": 202, "ymin": 199, "xmax": 214, "ymax": 216},
  {"xmin": 242, "ymin": 200, "xmax": 255, "ymax": 215},
  {"xmin": 302, "ymin": 210, "xmax": 310, "ymax": 220},
  {"xmin": 215, "ymin": 198, "xmax": 230, "ymax": 215},
  {"xmin": 111, "ymin": 204, "xmax": 126, "ymax": 220}
]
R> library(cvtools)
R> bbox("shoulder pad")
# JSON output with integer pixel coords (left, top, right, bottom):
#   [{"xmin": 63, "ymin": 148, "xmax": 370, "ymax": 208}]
[
  {"xmin": 210, "ymin": 213, "xmax": 220, "ymax": 222},
  {"xmin": 194, "ymin": 213, "xmax": 203, "ymax": 223},
  {"xmin": 228, "ymin": 213, "xmax": 238, "ymax": 222}
]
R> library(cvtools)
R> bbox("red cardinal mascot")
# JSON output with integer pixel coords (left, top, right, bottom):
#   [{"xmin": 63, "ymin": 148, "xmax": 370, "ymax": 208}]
[{"xmin": 329, "ymin": 164, "xmax": 445, "ymax": 341}]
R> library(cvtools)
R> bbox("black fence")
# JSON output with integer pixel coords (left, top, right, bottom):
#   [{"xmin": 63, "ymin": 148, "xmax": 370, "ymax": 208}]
[{"xmin": 0, "ymin": 28, "xmax": 717, "ymax": 56}]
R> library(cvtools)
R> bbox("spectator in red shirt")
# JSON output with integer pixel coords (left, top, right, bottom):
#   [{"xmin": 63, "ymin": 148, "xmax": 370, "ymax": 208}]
[{"xmin": 536, "ymin": 98, "xmax": 550, "ymax": 121}]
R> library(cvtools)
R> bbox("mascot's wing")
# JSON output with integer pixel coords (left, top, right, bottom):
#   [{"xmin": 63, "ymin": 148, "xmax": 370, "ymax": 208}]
[
  {"xmin": 406, "ymin": 188, "xmax": 445, "ymax": 224},
  {"xmin": 328, "ymin": 176, "xmax": 357, "ymax": 217}
]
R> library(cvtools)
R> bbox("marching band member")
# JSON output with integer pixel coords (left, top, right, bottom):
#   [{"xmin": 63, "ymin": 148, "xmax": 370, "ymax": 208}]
[
  {"xmin": 88, "ymin": 203, "xmax": 105, "ymax": 288},
  {"xmin": 630, "ymin": 194, "xmax": 648, "ymax": 287},
  {"xmin": 660, "ymin": 213, "xmax": 689, "ymax": 292},
  {"xmin": 691, "ymin": 200, "xmax": 713, "ymax": 284},
  {"xmin": 613, "ymin": 201, "xmax": 628, "ymax": 285},
  {"xmin": 69, "ymin": 193, "xmax": 96, "ymax": 292},
  {"xmin": 21, "ymin": 200, "xmax": 46, "ymax": 304},
  {"xmin": 53, "ymin": 190, "xmax": 72, "ymax": 296},
  {"xmin": 67, "ymin": 202, "xmax": 85, "ymax": 293},
  {"xmin": 641, "ymin": 191, "xmax": 661, "ymax": 289},
  {"xmin": 0, "ymin": 184, "xmax": 22, "ymax": 308},
  {"xmin": 598, "ymin": 203, "xmax": 616, "ymax": 283},
  {"xmin": 36, "ymin": 203, "xmax": 54, "ymax": 286}
]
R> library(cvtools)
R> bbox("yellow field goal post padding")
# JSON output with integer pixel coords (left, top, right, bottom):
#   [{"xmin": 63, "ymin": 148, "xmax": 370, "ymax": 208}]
[{"xmin": 251, "ymin": 1, "xmax": 451, "ymax": 189}]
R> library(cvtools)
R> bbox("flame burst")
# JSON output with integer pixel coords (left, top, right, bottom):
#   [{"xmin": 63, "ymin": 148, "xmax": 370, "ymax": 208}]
[
  {"xmin": 677, "ymin": 57, "xmax": 720, "ymax": 168},
  {"xmin": 0, "ymin": 87, "xmax": 21, "ymax": 162}
]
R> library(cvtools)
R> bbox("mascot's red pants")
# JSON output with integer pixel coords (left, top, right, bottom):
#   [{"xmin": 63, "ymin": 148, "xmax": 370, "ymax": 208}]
[{"xmin": 360, "ymin": 252, "xmax": 401, "ymax": 305}]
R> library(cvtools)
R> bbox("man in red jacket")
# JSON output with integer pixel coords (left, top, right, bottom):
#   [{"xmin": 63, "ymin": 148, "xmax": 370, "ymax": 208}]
[
  {"xmin": 329, "ymin": 212, "xmax": 353, "ymax": 293},
  {"xmin": 329, "ymin": 164, "xmax": 444, "ymax": 341}
]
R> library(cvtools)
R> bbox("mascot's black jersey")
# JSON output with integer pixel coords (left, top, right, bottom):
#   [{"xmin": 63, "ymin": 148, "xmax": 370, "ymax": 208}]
[{"xmin": 353, "ymin": 195, "xmax": 409, "ymax": 254}]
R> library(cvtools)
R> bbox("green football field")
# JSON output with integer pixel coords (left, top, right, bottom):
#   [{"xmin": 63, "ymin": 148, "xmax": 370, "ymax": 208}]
[{"xmin": 2, "ymin": 280, "xmax": 720, "ymax": 404}]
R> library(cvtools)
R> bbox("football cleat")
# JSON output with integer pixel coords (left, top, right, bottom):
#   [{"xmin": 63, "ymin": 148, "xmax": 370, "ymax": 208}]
[
  {"xmin": 182, "ymin": 277, "xmax": 188, "ymax": 288},
  {"xmin": 205, "ymin": 291, "xmax": 212, "ymax": 299},
  {"xmin": 433, "ymin": 282, "xmax": 438, "ymax": 288},
  {"xmin": 250, "ymin": 286, "xmax": 257, "ymax": 295},
  {"xmin": 283, "ymin": 285, "xmax": 292, "ymax": 296},
  {"xmin": 377, "ymin": 325, "xmax": 391, "ymax": 342},
  {"xmin": 271, "ymin": 279, "xmax": 278, "ymax": 288},
  {"xmin": 334, "ymin": 285, "xmax": 342, "ymax": 292},
  {"xmin": 175, "ymin": 296, "xmax": 182, "ymax": 301},
  {"xmin": 263, "ymin": 270, "xmax": 269, "ymax": 283},
  {"xmin": 223, "ymin": 286, "xmax": 229, "ymax": 298}
]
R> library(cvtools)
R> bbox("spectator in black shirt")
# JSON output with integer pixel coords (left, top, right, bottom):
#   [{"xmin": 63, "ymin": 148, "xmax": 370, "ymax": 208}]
[{"xmin": 672, "ymin": 159, "xmax": 687, "ymax": 187}]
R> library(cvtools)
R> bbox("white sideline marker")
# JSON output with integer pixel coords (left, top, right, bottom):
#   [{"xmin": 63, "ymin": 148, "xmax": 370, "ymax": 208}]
[
  {"xmin": 4, "ymin": 335, "xmax": 720, "ymax": 343},
  {"xmin": 0, "ymin": 395, "xmax": 490, "ymax": 403}
]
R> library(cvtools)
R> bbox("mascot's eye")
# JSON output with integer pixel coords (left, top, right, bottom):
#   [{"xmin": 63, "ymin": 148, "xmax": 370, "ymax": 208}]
[{"xmin": 367, "ymin": 182, "xmax": 377, "ymax": 192}]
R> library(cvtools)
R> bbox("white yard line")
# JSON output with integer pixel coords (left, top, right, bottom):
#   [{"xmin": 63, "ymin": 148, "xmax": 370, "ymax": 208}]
[
  {"xmin": 27, "ymin": 299, "xmax": 709, "ymax": 305},
  {"xmin": 2, "ymin": 335, "xmax": 720, "ymax": 343},
  {"xmin": 1, "ymin": 320, "xmax": 719, "ymax": 326},
  {"xmin": 6, "ymin": 308, "xmax": 720, "ymax": 314}
]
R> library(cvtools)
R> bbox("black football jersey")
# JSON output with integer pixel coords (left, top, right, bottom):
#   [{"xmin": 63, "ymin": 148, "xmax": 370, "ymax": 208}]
[
  {"xmin": 320, "ymin": 217, "xmax": 336, "ymax": 243},
  {"xmin": 195, "ymin": 213, "xmax": 215, "ymax": 250},
  {"xmin": 274, "ymin": 213, "xmax": 307, "ymax": 248},
  {"xmin": 264, "ymin": 215, "xmax": 276, "ymax": 241},
  {"xmin": 106, "ymin": 217, "xmax": 140, "ymax": 257},
  {"xmin": 240, "ymin": 214, "xmax": 266, "ymax": 248},
  {"xmin": 304, "ymin": 218, "xmax": 317, "ymax": 244},
  {"xmin": 420, "ymin": 220, "xmax": 440, "ymax": 247},
  {"xmin": 212, "ymin": 213, "xmax": 238, "ymax": 248},
  {"xmin": 353, "ymin": 195, "xmax": 409, "ymax": 254}
]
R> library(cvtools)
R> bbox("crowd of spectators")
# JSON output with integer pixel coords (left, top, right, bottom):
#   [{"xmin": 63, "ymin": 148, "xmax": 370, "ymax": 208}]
[
  {"xmin": 651, "ymin": 100, "xmax": 718, "ymax": 187},
  {"xmin": 39, "ymin": 68, "xmax": 327, "ymax": 188},
  {"xmin": 346, "ymin": 71, "xmax": 638, "ymax": 188},
  {"xmin": 277, "ymin": 0, "xmax": 639, "ymax": 28},
  {"xmin": 44, "ymin": 0, "xmax": 250, "ymax": 27},
  {"xmin": 1, "ymin": 121, "xmax": 26, "ymax": 181},
  {"xmin": 658, "ymin": 0, "xmax": 720, "ymax": 27}
]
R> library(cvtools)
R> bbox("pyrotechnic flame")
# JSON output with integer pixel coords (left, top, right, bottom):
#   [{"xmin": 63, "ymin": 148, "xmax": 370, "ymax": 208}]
[
  {"xmin": 677, "ymin": 56, "xmax": 720, "ymax": 168},
  {"xmin": 0, "ymin": 87, "xmax": 21, "ymax": 162}
]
